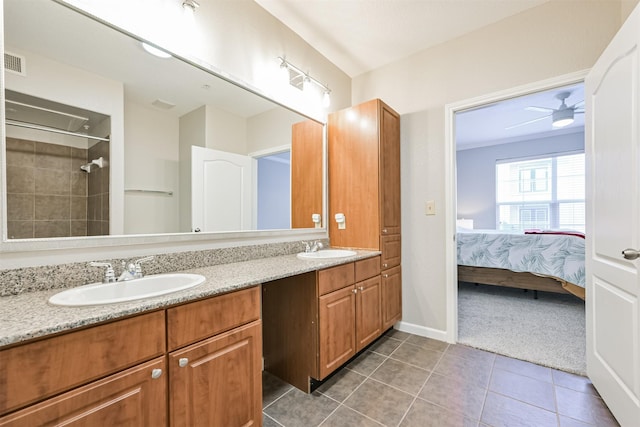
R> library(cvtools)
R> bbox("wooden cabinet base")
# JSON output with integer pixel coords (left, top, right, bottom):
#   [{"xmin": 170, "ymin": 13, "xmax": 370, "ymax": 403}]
[{"xmin": 0, "ymin": 358, "xmax": 167, "ymax": 427}]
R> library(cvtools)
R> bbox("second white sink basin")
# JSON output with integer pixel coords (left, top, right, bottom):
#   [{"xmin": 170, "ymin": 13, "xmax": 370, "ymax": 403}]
[
  {"xmin": 297, "ymin": 249, "xmax": 357, "ymax": 260},
  {"xmin": 48, "ymin": 273, "xmax": 206, "ymax": 307}
]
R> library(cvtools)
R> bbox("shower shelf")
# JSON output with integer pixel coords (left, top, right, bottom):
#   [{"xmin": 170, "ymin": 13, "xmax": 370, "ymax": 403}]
[{"xmin": 125, "ymin": 189, "xmax": 173, "ymax": 196}]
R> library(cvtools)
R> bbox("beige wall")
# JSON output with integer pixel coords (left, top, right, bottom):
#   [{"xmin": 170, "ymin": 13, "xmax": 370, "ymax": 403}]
[{"xmin": 351, "ymin": 0, "xmax": 633, "ymax": 335}]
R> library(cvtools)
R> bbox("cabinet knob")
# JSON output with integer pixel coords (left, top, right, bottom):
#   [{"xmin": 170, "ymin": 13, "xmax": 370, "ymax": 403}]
[
  {"xmin": 178, "ymin": 358, "xmax": 189, "ymax": 368},
  {"xmin": 382, "ymin": 228, "xmax": 388, "ymax": 234},
  {"xmin": 352, "ymin": 289, "xmax": 358, "ymax": 294},
  {"xmin": 383, "ymin": 274, "xmax": 389, "ymax": 278},
  {"xmin": 382, "ymin": 263, "xmax": 388, "ymax": 268},
  {"xmin": 358, "ymin": 286, "xmax": 364, "ymax": 291},
  {"xmin": 151, "ymin": 368, "xmax": 163, "ymax": 379}
]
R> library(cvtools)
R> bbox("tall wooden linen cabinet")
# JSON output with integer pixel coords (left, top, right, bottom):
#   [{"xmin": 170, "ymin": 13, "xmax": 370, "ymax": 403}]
[{"xmin": 328, "ymin": 98, "xmax": 402, "ymax": 331}]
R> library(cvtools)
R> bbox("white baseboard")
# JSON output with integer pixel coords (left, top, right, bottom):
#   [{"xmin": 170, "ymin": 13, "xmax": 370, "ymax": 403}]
[{"xmin": 395, "ymin": 321, "xmax": 452, "ymax": 344}]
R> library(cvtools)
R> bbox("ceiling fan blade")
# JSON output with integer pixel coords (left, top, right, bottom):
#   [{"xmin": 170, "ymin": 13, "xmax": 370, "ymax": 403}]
[
  {"xmin": 571, "ymin": 100, "xmax": 585, "ymax": 109},
  {"xmin": 526, "ymin": 106, "xmax": 554, "ymax": 113},
  {"xmin": 505, "ymin": 114, "xmax": 551, "ymax": 130}
]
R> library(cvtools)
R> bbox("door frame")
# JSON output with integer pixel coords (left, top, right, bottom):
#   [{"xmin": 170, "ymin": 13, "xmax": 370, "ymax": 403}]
[{"xmin": 443, "ymin": 69, "xmax": 589, "ymax": 343}]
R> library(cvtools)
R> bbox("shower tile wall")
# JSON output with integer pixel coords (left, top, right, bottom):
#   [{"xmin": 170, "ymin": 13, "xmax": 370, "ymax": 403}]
[
  {"xmin": 87, "ymin": 140, "xmax": 110, "ymax": 236},
  {"xmin": 5, "ymin": 137, "xmax": 109, "ymax": 238}
]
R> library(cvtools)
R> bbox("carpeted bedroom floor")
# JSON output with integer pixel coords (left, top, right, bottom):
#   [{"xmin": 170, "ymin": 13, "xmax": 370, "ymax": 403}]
[{"xmin": 457, "ymin": 282, "xmax": 586, "ymax": 376}]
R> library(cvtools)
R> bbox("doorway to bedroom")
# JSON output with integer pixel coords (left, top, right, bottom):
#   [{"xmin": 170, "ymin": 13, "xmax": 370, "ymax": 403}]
[{"xmin": 453, "ymin": 80, "xmax": 587, "ymax": 375}]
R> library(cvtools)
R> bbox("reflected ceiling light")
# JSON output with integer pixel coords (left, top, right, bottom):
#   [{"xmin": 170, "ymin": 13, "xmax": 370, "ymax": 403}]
[
  {"xmin": 141, "ymin": 42, "xmax": 172, "ymax": 59},
  {"xmin": 278, "ymin": 57, "xmax": 331, "ymax": 108},
  {"xmin": 552, "ymin": 109, "xmax": 574, "ymax": 128}
]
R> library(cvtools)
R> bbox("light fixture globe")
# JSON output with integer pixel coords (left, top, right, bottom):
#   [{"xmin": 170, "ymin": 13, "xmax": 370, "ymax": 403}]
[{"xmin": 552, "ymin": 108, "xmax": 574, "ymax": 128}]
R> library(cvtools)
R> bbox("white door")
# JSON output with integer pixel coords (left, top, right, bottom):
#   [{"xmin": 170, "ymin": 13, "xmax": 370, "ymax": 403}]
[
  {"xmin": 585, "ymin": 4, "xmax": 640, "ymax": 426},
  {"xmin": 191, "ymin": 146, "xmax": 256, "ymax": 232}
]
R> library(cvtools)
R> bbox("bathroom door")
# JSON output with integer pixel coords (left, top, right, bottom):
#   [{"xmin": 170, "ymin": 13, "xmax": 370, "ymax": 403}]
[
  {"xmin": 191, "ymin": 146, "xmax": 256, "ymax": 232},
  {"xmin": 585, "ymin": 3, "xmax": 640, "ymax": 425}
]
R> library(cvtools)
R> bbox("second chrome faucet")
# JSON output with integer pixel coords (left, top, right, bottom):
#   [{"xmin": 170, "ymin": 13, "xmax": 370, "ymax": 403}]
[{"xmin": 90, "ymin": 255, "xmax": 155, "ymax": 283}]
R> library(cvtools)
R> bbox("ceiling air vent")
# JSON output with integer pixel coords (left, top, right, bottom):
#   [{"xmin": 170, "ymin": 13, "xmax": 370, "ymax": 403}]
[{"xmin": 4, "ymin": 52, "xmax": 26, "ymax": 76}]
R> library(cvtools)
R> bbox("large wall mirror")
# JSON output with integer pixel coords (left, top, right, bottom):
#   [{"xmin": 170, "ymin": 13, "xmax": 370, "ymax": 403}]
[{"xmin": 1, "ymin": 0, "xmax": 325, "ymax": 247}]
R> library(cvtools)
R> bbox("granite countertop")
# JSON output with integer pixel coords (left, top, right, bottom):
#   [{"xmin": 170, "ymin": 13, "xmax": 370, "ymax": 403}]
[{"xmin": 0, "ymin": 251, "xmax": 379, "ymax": 348}]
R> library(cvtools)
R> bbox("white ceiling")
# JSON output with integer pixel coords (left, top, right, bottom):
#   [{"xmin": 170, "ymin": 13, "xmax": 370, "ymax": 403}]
[
  {"xmin": 255, "ymin": 0, "xmax": 583, "ymax": 147},
  {"xmin": 456, "ymin": 83, "xmax": 585, "ymax": 150},
  {"xmin": 255, "ymin": 0, "xmax": 551, "ymax": 77}
]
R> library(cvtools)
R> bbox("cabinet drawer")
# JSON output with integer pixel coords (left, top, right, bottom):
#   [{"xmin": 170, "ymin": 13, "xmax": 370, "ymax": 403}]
[
  {"xmin": 381, "ymin": 234, "xmax": 401, "ymax": 269},
  {"xmin": 318, "ymin": 263, "xmax": 354, "ymax": 296},
  {"xmin": 355, "ymin": 256, "xmax": 381, "ymax": 282},
  {"xmin": 167, "ymin": 286, "xmax": 260, "ymax": 351},
  {"xmin": 0, "ymin": 311, "xmax": 165, "ymax": 416},
  {"xmin": 0, "ymin": 357, "xmax": 166, "ymax": 427}
]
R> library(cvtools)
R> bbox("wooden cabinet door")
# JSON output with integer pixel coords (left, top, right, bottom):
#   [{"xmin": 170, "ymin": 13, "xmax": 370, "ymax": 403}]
[
  {"xmin": 355, "ymin": 276, "xmax": 382, "ymax": 351},
  {"xmin": 379, "ymin": 101, "xmax": 401, "ymax": 236},
  {"xmin": 291, "ymin": 119, "xmax": 324, "ymax": 228},
  {"xmin": 328, "ymin": 99, "xmax": 380, "ymax": 250},
  {"xmin": 381, "ymin": 266, "xmax": 402, "ymax": 330},
  {"xmin": 169, "ymin": 320, "xmax": 262, "ymax": 427},
  {"xmin": 380, "ymin": 234, "xmax": 401, "ymax": 270},
  {"xmin": 318, "ymin": 286, "xmax": 356, "ymax": 379},
  {"xmin": 0, "ymin": 358, "xmax": 167, "ymax": 427}
]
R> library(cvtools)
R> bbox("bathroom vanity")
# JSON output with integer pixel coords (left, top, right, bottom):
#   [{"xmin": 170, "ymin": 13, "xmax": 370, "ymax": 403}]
[
  {"xmin": 0, "ymin": 287, "xmax": 262, "ymax": 426},
  {"xmin": 0, "ymin": 251, "xmax": 383, "ymax": 426}
]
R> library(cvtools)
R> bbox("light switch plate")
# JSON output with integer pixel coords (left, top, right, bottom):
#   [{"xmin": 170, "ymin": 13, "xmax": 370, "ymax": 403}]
[{"xmin": 425, "ymin": 200, "xmax": 436, "ymax": 215}]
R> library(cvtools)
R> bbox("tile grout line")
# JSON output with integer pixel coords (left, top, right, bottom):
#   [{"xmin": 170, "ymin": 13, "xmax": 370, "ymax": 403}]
[
  {"xmin": 262, "ymin": 386, "xmax": 294, "ymax": 412},
  {"xmin": 394, "ymin": 342, "xmax": 449, "ymax": 426},
  {"xmin": 327, "ymin": 333, "xmax": 413, "ymax": 427},
  {"xmin": 316, "ymin": 336, "xmax": 400, "ymax": 427},
  {"xmin": 263, "ymin": 412, "xmax": 285, "ymax": 427},
  {"xmin": 477, "ymin": 351, "xmax": 498, "ymax": 426}
]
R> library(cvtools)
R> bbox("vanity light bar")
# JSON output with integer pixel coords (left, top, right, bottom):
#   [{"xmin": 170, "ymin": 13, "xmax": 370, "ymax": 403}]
[{"xmin": 278, "ymin": 57, "xmax": 331, "ymax": 97}]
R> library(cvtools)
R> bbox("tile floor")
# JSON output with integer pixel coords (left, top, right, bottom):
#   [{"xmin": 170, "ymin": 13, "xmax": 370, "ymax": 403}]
[{"xmin": 262, "ymin": 330, "xmax": 619, "ymax": 427}]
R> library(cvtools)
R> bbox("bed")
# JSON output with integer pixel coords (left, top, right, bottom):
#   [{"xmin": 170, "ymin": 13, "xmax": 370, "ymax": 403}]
[{"xmin": 456, "ymin": 229, "xmax": 586, "ymax": 300}]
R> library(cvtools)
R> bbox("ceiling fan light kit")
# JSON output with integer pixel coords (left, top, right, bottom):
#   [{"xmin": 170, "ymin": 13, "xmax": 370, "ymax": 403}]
[{"xmin": 552, "ymin": 108, "xmax": 574, "ymax": 128}]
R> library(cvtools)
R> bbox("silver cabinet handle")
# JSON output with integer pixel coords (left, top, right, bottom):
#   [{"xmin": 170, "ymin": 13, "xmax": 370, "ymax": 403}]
[
  {"xmin": 382, "ymin": 263, "xmax": 388, "ymax": 268},
  {"xmin": 358, "ymin": 286, "xmax": 364, "ymax": 291},
  {"xmin": 151, "ymin": 368, "xmax": 163, "ymax": 379},
  {"xmin": 382, "ymin": 229, "xmax": 388, "ymax": 234},
  {"xmin": 383, "ymin": 274, "xmax": 389, "ymax": 278},
  {"xmin": 352, "ymin": 289, "xmax": 358, "ymax": 294},
  {"xmin": 179, "ymin": 358, "xmax": 189, "ymax": 367},
  {"xmin": 622, "ymin": 248, "xmax": 640, "ymax": 260}
]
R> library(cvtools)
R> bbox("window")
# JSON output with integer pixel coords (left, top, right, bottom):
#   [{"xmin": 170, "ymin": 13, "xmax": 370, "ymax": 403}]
[{"xmin": 496, "ymin": 153, "xmax": 585, "ymax": 232}]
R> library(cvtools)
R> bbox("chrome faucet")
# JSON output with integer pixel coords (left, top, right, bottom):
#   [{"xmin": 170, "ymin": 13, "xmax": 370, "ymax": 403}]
[
  {"xmin": 89, "ymin": 261, "xmax": 116, "ymax": 283},
  {"xmin": 118, "ymin": 256, "xmax": 155, "ymax": 282},
  {"xmin": 302, "ymin": 240, "xmax": 324, "ymax": 253}
]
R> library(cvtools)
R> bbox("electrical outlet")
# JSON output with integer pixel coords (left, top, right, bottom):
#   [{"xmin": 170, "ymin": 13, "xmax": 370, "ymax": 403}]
[{"xmin": 425, "ymin": 200, "xmax": 436, "ymax": 215}]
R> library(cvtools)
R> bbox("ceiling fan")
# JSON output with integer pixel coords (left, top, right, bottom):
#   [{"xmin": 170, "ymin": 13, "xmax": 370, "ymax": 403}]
[{"xmin": 506, "ymin": 91, "xmax": 585, "ymax": 130}]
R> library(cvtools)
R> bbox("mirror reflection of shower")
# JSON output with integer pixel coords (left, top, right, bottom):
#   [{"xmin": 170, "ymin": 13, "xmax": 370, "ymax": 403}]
[
  {"xmin": 80, "ymin": 156, "xmax": 105, "ymax": 173},
  {"xmin": 4, "ymin": 90, "xmax": 112, "ymax": 238}
]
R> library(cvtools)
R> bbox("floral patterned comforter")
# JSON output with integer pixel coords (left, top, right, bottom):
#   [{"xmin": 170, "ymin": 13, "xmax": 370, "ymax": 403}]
[{"xmin": 456, "ymin": 229, "xmax": 585, "ymax": 288}]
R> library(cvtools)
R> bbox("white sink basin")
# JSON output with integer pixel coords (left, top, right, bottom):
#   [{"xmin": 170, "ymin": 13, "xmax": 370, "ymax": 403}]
[
  {"xmin": 297, "ymin": 249, "xmax": 357, "ymax": 260},
  {"xmin": 48, "ymin": 273, "xmax": 206, "ymax": 307}
]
